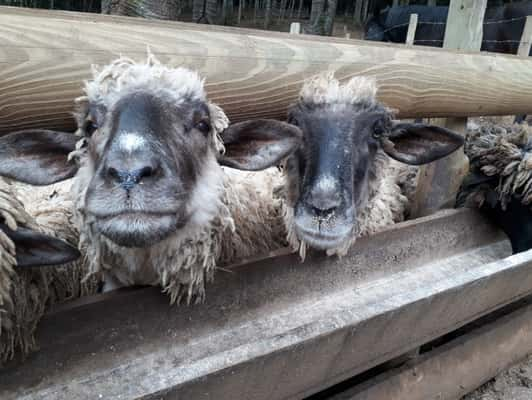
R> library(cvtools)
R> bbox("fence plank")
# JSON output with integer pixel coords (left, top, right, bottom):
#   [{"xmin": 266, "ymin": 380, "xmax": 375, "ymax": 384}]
[
  {"xmin": 412, "ymin": 0, "xmax": 486, "ymax": 217},
  {"xmin": 518, "ymin": 15, "xmax": 532, "ymax": 57},
  {"xmin": 329, "ymin": 297, "xmax": 532, "ymax": 400},
  {"xmin": 0, "ymin": 210, "xmax": 520, "ymax": 400},
  {"xmin": 443, "ymin": 0, "xmax": 487, "ymax": 50},
  {"xmin": 290, "ymin": 21, "xmax": 301, "ymax": 34},
  {"xmin": 406, "ymin": 13, "xmax": 418, "ymax": 45}
]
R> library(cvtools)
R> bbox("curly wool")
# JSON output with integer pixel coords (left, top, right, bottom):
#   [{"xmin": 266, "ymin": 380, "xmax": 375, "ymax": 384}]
[
  {"xmin": 0, "ymin": 179, "xmax": 97, "ymax": 363},
  {"xmin": 299, "ymin": 72, "xmax": 378, "ymax": 108},
  {"xmin": 461, "ymin": 119, "xmax": 532, "ymax": 209}
]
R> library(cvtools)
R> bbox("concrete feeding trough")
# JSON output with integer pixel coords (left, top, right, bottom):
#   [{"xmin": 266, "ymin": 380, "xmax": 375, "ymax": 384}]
[{"xmin": 3, "ymin": 209, "xmax": 532, "ymax": 399}]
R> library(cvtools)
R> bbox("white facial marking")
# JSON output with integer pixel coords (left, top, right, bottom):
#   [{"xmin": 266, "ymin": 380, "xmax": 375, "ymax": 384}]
[
  {"xmin": 118, "ymin": 133, "xmax": 146, "ymax": 153},
  {"xmin": 315, "ymin": 175, "xmax": 338, "ymax": 192}
]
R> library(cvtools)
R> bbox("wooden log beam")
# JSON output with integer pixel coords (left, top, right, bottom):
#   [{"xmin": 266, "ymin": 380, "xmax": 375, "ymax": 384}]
[
  {"xmin": 2, "ymin": 7, "xmax": 532, "ymax": 134},
  {"xmin": 328, "ymin": 296, "xmax": 532, "ymax": 400}
]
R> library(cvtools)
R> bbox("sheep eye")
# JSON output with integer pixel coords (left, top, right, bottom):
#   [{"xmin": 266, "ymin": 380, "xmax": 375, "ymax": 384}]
[
  {"xmin": 372, "ymin": 120, "xmax": 386, "ymax": 138},
  {"xmin": 195, "ymin": 120, "xmax": 211, "ymax": 134},
  {"xmin": 85, "ymin": 120, "xmax": 98, "ymax": 137}
]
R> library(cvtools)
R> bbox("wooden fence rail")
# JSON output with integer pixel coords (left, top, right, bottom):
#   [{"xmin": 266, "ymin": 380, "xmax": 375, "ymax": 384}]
[{"xmin": 2, "ymin": 6, "xmax": 532, "ymax": 134}]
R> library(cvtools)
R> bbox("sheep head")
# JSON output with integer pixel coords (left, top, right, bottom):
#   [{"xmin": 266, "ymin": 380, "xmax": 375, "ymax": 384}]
[
  {"xmin": 222, "ymin": 73, "xmax": 464, "ymax": 254},
  {"xmin": 0, "ymin": 54, "xmax": 301, "ymax": 250}
]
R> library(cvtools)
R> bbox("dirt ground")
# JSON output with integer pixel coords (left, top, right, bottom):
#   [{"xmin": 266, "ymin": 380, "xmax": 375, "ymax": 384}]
[{"xmin": 462, "ymin": 355, "xmax": 532, "ymax": 400}]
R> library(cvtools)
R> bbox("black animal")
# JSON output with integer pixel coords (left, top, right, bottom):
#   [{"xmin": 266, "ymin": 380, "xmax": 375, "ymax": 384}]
[
  {"xmin": 365, "ymin": 5, "xmax": 448, "ymax": 46},
  {"xmin": 457, "ymin": 122, "xmax": 532, "ymax": 254},
  {"xmin": 365, "ymin": 2, "xmax": 532, "ymax": 56},
  {"xmin": 365, "ymin": 3, "xmax": 532, "ymax": 123}
]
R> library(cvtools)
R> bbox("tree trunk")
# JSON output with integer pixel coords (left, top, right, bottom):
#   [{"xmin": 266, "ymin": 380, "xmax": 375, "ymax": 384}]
[
  {"xmin": 353, "ymin": 0, "xmax": 362, "ymax": 26},
  {"xmin": 361, "ymin": 0, "xmax": 369, "ymax": 24},
  {"xmin": 306, "ymin": 0, "xmax": 336, "ymax": 35},
  {"xmin": 102, "ymin": 0, "xmax": 182, "ymax": 19},
  {"xmin": 254, "ymin": 0, "xmax": 259, "ymax": 23},
  {"xmin": 297, "ymin": 0, "xmax": 303, "ymax": 19},
  {"xmin": 264, "ymin": 0, "xmax": 272, "ymax": 28},
  {"xmin": 221, "ymin": 0, "xmax": 229, "ymax": 24},
  {"xmin": 289, "ymin": 0, "xmax": 296, "ymax": 19},
  {"xmin": 278, "ymin": 0, "xmax": 288, "ymax": 23},
  {"xmin": 238, "ymin": 0, "xmax": 243, "ymax": 24},
  {"xmin": 323, "ymin": 0, "xmax": 336, "ymax": 35}
]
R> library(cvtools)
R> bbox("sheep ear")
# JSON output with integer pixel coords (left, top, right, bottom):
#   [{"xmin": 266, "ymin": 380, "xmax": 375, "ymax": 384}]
[
  {"xmin": 0, "ymin": 130, "xmax": 79, "ymax": 185},
  {"xmin": 1, "ymin": 222, "xmax": 81, "ymax": 267},
  {"xmin": 380, "ymin": 122, "xmax": 465, "ymax": 165},
  {"xmin": 218, "ymin": 119, "xmax": 302, "ymax": 170}
]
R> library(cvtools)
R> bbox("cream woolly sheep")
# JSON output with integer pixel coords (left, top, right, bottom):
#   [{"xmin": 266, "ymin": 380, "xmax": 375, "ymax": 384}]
[
  {"xmin": 0, "ymin": 178, "xmax": 95, "ymax": 363},
  {"xmin": 457, "ymin": 119, "xmax": 532, "ymax": 253},
  {"xmin": 0, "ymin": 54, "xmax": 298, "ymax": 304},
  {"xmin": 223, "ymin": 73, "xmax": 464, "ymax": 257}
]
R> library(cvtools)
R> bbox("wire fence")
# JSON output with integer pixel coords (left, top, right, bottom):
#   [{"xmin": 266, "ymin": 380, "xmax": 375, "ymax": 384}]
[{"xmin": 365, "ymin": 15, "xmax": 531, "ymax": 46}]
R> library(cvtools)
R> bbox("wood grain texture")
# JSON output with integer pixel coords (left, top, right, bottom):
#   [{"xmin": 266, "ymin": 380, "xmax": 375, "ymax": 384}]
[
  {"xmin": 443, "ymin": 0, "xmax": 487, "ymax": 51},
  {"xmin": 2, "ymin": 6, "xmax": 532, "ymax": 134}
]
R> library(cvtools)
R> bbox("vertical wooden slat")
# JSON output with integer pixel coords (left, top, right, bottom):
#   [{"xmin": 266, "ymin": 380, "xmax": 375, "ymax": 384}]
[
  {"xmin": 290, "ymin": 21, "xmax": 301, "ymax": 34},
  {"xmin": 411, "ymin": 0, "xmax": 486, "ymax": 217},
  {"xmin": 405, "ymin": 13, "xmax": 418, "ymax": 45},
  {"xmin": 518, "ymin": 15, "xmax": 532, "ymax": 57}
]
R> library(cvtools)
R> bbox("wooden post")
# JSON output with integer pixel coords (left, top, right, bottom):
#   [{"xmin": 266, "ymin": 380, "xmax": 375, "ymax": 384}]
[
  {"xmin": 405, "ymin": 13, "xmax": 418, "ymax": 45},
  {"xmin": 443, "ymin": 0, "xmax": 486, "ymax": 50},
  {"xmin": 427, "ymin": 0, "xmax": 436, "ymax": 5},
  {"xmin": 411, "ymin": 0, "xmax": 487, "ymax": 217},
  {"xmin": 289, "ymin": 21, "xmax": 301, "ymax": 33},
  {"xmin": 518, "ymin": 15, "xmax": 532, "ymax": 57}
]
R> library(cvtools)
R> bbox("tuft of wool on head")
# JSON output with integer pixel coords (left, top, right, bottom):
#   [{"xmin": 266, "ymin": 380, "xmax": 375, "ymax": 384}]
[
  {"xmin": 298, "ymin": 72, "xmax": 378, "ymax": 107},
  {"xmin": 73, "ymin": 52, "xmax": 228, "ymax": 159},
  {"xmin": 84, "ymin": 52, "xmax": 206, "ymax": 110}
]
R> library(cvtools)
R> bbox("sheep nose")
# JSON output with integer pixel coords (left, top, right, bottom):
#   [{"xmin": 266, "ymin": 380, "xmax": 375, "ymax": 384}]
[
  {"xmin": 107, "ymin": 164, "xmax": 159, "ymax": 190},
  {"xmin": 308, "ymin": 180, "xmax": 342, "ymax": 217}
]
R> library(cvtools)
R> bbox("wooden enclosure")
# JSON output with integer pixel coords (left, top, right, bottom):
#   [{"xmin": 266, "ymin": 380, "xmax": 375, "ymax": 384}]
[
  {"xmin": 3, "ymin": 6, "xmax": 532, "ymax": 135},
  {"xmin": 3, "ymin": 3, "xmax": 532, "ymax": 399}
]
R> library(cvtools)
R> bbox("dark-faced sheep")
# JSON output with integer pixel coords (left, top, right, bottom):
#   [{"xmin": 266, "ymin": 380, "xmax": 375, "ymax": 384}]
[
  {"xmin": 224, "ymin": 73, "xmax": 465, "ymax": 258},
  {"xmin": 458, "ymin": 119, "xmax": 532, "ymax": 254},
  {"xmin": 0, "ymin": 178, "xmax": 96, "ymax": 363},
  {"xmin": 0, "ymin": 54, "xmax": 298, "ymax": 304}
]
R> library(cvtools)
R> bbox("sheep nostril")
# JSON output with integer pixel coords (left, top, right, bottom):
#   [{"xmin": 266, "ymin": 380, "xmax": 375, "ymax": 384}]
[
  {"xmin": 107, "ymin": 167, "xmax": 120, "ymax": 181},
  {"xmin": 138, "ymin": 166, "xmax": 154, "ymax": 180},
  {"xmin": 312, "ymin": 206, "xmax": 337, "ymax": 218}
]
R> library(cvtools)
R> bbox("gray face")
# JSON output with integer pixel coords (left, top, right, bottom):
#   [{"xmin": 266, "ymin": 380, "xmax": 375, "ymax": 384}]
[
  {"xmin": 287, "ymin": 102, "xmax": 391, "ymax": 250},
  {"xmin": 82, "ymin": 91, "xmax": 214, "ymax": 247}
]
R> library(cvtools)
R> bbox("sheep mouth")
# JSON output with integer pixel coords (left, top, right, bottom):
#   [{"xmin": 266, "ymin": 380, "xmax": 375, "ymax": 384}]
[
  {"xmin": 94, "ymin": 212, "xmax": 181, "ymax": 248},
  {"xmin": 295, "ymin": 223, "xmax": 353, "ymax": 250},
  {"xmin": 293, "ymin": 206, "xmax": 355, "ymax": 251}
]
